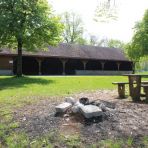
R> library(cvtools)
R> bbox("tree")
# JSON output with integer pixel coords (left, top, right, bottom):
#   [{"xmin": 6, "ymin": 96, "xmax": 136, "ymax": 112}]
[
  {"xmin": 0, "ymin": 0, "xmax": 63, "ymax": 77},
  {"xmin": 89, "ymin": 35, "xmax": 99, "ymax": 46},
  {"xmin": 61, "ymin": 11, "xmax": 86, "ymax": 44},
  {"xmin": 89, "ymin": 37, "xmax": 125, "ymax": 49},
  {"xmin": 106, "ymin": 39, "xmax": 125, "ymax": 49},
  {"xmin": 87, "ymin": 34, "xmax": 125, "ymax": 48},
  {"xmin": 126, "ymin": 9, "xmax": 148, "ymax": 61},
  {"xmin": 94, "ymin": 0, "xmax": 118, "ymax": 22}
]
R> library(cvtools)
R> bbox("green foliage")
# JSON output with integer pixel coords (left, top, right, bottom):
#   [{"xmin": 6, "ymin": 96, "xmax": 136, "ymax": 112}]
[
  {"xmin": 29, "ymin": 133, "xmax": 81, "ymax": 148},
  {"xmin": 61, "ymin": 11, "xmax": 86, "ymax": 44},
  {"xmin": 143, "ymin": 136, "xmax": 148, "ymax": 147},
  {"xmin": 0, "ymin": 121, "xmax": 21, "ymax": 147},
  {"xmin": 126, "ymin": 136, "xmax": 133, "ymax": 146},
  {"xmin": 125, "ymin": 43, "xmax": 141, "ymax": 62},
  {"xmin": 126, "ymin": 9, "xmax": 148, "ymax": 61},
  {"xmin": 29, "ymin": 133, "xmax": 54, "ymax": 147},
  {"xmin": 133, "ymin": 56, "xmax": 148, "ymax": 72},
  {"xmin": 91, "ymin": 138, "xmax": 134, "ymax": 148},
  {"xmin": 6, "ymin": 132, "xmax": 29, "ymax": 148},
  {"xmin": 106, "ymin": 39, "xmax": 125, "ymax": 49},
  {"xmin": 0, "ymin": 0, "xmax": 63, "ymax": 50},
  {"xmin": 63, "ymin": 135, "xmax": 81, "ymax": 147},
  {"xmin": 0, "ymin": 0, "xmax": 63, "ymax": 76},
  {"xmin": 99, "ymin": 139, "xmax": 123, "ymax": 148},
  {"xmin": 139, "ymin": 57, "xmax": 148, "ymax": 71},
  {"xmin": 98, "ymin": 38, "xmax": 125, "ymax": 49},
  {"xmin": 88, "ymin": 36, "xmax": 125, "ymax": 48}
]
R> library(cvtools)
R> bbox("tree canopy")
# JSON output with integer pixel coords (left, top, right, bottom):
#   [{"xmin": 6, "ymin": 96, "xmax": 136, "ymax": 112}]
[
  {"xmin": 61, "ymin": 11, "xmax": 86, "ymax": 44},
  {"xmin": 126, "ymin": 9, "xmax": 148, "ymax": 61},
  {"xmin": 105, "ymin": 39, "xmax": 125, "ymax": 49},
  {"xmin": 0, "ymin": 0, "xmax": 63, "ymax": 76},
  {"xmin": 88, "ymin": 36, "xmax": 125, "ymax": 49}
]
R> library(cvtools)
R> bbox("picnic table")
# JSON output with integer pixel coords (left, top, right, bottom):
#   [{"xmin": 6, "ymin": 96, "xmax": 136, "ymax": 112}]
[
  {"xmin": 123, "ymin": 74, "xmax": 148, "ymax": 101},
  {"xmin": 112, "ymin": 74, "xmax": 148, "ymax": 101}
]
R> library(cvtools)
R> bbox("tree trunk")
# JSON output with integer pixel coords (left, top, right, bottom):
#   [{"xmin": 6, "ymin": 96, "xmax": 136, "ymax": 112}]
[
  {"xmin": 17, "ymin": 37, "xmax": 23, "ymax": 77},
  {"xmin": 132, "ymin": 62, "xmax": 135, "ymax": 74}
]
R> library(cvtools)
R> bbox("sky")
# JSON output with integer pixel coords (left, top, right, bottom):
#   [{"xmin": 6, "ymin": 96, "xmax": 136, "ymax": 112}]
[{"xmin": 48, "ymin": 0, "xmax": 148, "ymax": 43}]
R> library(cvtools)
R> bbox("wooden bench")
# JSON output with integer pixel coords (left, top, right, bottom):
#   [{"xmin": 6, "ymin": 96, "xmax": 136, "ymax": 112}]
[
  {"xmin": 112, "ymin": 81, "xmax": 148, "ymax": 99},
  {"xmin": 141, "ymin": 84, "xmax": 148, "ymax": 102},
  {"xmin": 141, "ymin": 81, "xmax": 148, "ymax": 84},
  {"xmin": 112, "ymin": 82, "xmax": 129, "ymax": 98}
]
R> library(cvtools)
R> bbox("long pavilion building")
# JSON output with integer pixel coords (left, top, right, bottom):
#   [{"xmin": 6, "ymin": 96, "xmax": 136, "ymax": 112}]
[{"xmin": 0, "ymin": 43, "xmax": 133, "ymax": 75}]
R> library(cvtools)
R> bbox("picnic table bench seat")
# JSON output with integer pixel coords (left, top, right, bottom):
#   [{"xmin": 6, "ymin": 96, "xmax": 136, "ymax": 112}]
[
  {"xmin": 141, "ymin": 84, "xmax": 148, "ymax": 101},
  {"xmin": 141, "ymin": 81, "xmax": 148, "ymax": 84},
  {"xmin": 112, "ymin": 81, "xmax": 148, "ymax": 99},
  {"xmin": 112, "ymin": 82, "xmax": 128, "ymax": 98}
]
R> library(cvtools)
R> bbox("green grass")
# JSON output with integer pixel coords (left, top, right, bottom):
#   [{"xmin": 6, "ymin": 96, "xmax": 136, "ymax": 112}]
[
  {"xmin": 0, "ymin": 76, "xmax": 129, "ymax": 108},
  {"xmin": 1, "ymin": 75, "xmax": 148, "ymax": 109}
]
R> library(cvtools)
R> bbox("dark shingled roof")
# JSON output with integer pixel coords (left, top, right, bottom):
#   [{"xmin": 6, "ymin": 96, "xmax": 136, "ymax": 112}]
[{"xmin": 0, "ymin": 43, "xmax": 130, "ymax": 61}]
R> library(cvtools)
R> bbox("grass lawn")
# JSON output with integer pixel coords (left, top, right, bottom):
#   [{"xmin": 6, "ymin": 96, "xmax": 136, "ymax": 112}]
[
  {"xmin": 0, "ymin": 75, "xmax": 148, "ymax": 147},
  {"xmin": 0, "ymin": 76, "xmax": 128, "ymax": 108}
]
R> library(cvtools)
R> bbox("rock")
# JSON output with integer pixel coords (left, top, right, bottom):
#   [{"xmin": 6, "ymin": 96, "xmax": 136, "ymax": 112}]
[
  {"xmin": 99, "ymin": 103, "xmax": 106, "ymax": 112},
  {"xmin": 64, "ymin": 114, "xmax": 69, "ymax": 117},
  {"xmin": 100, "ymin": 100, "xmax": 115, "ymax": 109},
  {"xmin": 65, "ymin": 118, "xmax": 70, "ymax": 121},
  {"xmin": 71, "ymin": 105, "xmax": 79, "ymax": 113},
  {"xmin": 22, "ymin": 117, "xmax": 26, "ymax": 121},
  {"xmin": 89, "ymin": 100, "xmax": 100, "ymax": 106},
  {"xmin": 80, "ymin": 105, "xmax": 102, "ymax": 118},
  {"xmin": 71, "ymin": 101, "xmax": 84, "ymax": 113},
  {"xmin": 55, "ymin": 102, "xmax": 72, "ymax": 113},
  {"xmin": 65, "ymin": 97, "xmax": 76, "ymax": 105}
]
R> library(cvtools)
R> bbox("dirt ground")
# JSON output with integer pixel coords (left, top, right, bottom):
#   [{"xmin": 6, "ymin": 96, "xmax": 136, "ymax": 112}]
[{"xmin": 14, "ymin": 90, "xmax": 148, "ymax": 146}]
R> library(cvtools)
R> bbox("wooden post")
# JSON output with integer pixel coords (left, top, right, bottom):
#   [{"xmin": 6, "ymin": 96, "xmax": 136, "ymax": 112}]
[
  {"xmin": 144, "ymin": 87, "xmax": 148, "ymax": 102},
  {"xmin": 128, "ymin": 75, "xmax": 141, "ymax": 101},
  {"xmin": 37, "ymin": 59, "xmax": 42, "ymax": 75},
  {"xmin": 9, "ymin": 58, "xmax": 14, "ymax": 75},
  {"xmin": 61, "ymin": 59, "xmax": 67, "ymax": 75},
  {"xmin": 142, "ymin": 85, "xmax": 148, "ymax": 102},
  {"xmin": 82, "ymin": 60, "xmax": 88, "ymax": 70},
  {"xmin": 101, "ymin": 62, "xmax": 105, "ymax": 70},
  {"xmin": 118, "ymin": 84, "xmax": 125, "ymax": 98},
  {"xmin": 117, "ymin": 62, "xmax": 121, "ymax": 71}
]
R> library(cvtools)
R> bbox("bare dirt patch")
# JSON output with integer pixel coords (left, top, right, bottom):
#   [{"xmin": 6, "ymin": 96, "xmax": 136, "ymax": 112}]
[{"xmin": 13, "ymin": 90, "xmax": 148, "ymax": 146}]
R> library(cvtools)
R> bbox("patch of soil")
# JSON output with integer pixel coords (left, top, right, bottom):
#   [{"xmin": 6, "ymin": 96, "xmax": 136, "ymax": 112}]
[{"xmin": 13, "ymin": 90, "xmax": 148, "ymax": 146}]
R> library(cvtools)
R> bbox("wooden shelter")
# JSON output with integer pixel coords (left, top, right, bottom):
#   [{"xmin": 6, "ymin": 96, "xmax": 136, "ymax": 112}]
[{"xmin": 0, "ymin": 43, "xmax": 133, "ymax": 75}]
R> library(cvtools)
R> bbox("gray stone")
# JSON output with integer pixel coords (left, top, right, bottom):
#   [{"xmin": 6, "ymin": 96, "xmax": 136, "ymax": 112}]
[
  {"xmin": 71, "ymin": 101, "xmax": 84, "ymax": 113},
  {"xmin": 100, "ymin": 100, "xmax": 115, "ymax": 109},
  {"xmin": 65, "ymin": 97, "xmax": 76, "ymax": 105},
  {"xmin": 80, "ymin": 105, "xmax": 102, "ymax": 118},
  {"xmin": 99, "ymin": 103, "xmax": 106, "ymax": 112},
  {"xmin": 55, "ymin": 102, "xmax": 72, "ymax": 113}
]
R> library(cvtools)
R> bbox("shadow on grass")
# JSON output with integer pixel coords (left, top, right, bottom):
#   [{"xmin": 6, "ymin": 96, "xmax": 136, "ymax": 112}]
[{"xmin": 0, "ymin": 76, "xmax": 54, "ymax": 90}]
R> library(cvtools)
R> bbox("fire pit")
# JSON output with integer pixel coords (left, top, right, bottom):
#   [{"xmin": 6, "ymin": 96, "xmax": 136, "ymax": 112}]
[{"xmin": 55, "ymin": 97, "xmax": 116, "ymax": 122}]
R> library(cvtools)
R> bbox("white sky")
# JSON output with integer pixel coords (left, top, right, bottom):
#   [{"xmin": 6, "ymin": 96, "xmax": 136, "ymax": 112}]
[{"xmin": 48, "ymin": 0, "xmax": 148, "ymax": 43}]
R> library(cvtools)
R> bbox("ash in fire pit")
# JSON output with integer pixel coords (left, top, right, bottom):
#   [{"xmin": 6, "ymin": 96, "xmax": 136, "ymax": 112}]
[
  {"xmin": 79, "ymin": 97, "xmax": 89, "ymax": 105},
  {"xmin": 55, "ymin": 97, "xmax": 115, "ymax": 122}
]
